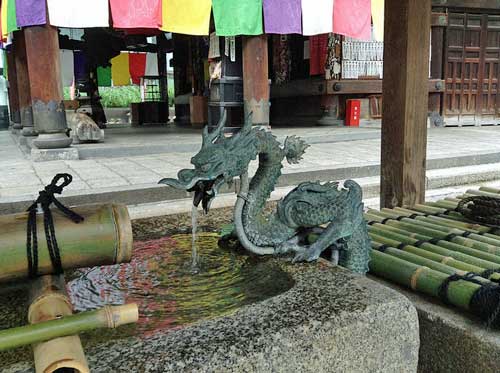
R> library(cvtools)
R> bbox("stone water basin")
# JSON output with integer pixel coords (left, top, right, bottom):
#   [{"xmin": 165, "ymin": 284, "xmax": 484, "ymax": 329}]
[{"xmin": 0, "ymin": 224, "xmax": 419, "ymax": 372}]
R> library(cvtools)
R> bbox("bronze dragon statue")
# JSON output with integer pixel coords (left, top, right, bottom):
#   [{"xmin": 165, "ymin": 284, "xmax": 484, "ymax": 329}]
[{"xmin": 160, "ymin": 113, "xmax": 370, "ymax": 274}]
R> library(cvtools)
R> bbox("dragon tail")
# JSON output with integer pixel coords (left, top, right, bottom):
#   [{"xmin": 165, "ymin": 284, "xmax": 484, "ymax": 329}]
[{"xmin": 284, "ymin": 136, "xmax": 309, "ymax": 164}]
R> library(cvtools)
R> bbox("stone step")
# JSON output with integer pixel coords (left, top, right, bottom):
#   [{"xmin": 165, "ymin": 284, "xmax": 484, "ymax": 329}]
[{"xmin": 2, "ymin": 161, "xmax": 500, "ymax": 216}]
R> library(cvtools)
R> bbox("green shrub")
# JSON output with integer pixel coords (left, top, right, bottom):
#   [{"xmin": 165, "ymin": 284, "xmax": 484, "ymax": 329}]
[{"xmin": 63, "ymin": 84, "xmax": 175, "ymax": 108}]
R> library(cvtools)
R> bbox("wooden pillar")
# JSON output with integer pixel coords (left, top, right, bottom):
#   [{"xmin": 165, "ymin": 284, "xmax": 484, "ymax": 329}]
[
  {"xmin": 13, "ymin": 31, "xmax": 36, "ymax": 136},
  {"xmin": 24, "ymin": 25, "xmax": 71, "ymax": 149},
  {"xmin": 5, "ymin": 50, "xmax": 21, "ymax": 128},
  {"xmin": 380, "ymin": 0, "xmax": 431, "ymax": 208},
  {"xmin": 243, "ymin": 35, "xmax": 270, "ymax": 127}
]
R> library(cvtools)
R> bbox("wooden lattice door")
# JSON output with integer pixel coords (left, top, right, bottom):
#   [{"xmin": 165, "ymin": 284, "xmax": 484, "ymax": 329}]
[{"xmin": 445, "ymin": 13, "xmax": 500, "ymax": 124}]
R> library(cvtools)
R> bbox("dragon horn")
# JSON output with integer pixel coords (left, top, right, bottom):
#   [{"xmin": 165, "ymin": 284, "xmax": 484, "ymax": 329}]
[
  {"xmin": 202, "ymin": 109, "xmax": 227, "ymax": 147},
  {"xmin": 243, "ymin": 111, "xmax": 253, "ymax": 132}
]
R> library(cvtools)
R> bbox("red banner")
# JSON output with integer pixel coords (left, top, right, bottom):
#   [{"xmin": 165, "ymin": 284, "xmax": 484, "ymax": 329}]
[{"xmin": 129, "ymin": 53, "xmax": 147, "ymax": 85}]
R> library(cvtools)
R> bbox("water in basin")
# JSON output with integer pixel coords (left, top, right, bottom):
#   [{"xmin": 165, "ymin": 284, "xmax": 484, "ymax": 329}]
[{"xmin": 65, "ymin": 232, "xmax": 294, "ymax": 339}]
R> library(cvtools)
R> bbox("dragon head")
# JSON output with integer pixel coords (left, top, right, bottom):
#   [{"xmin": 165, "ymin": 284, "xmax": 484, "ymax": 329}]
[{"xmin": 159, "ymin": 111, "xmax": 259, "ymax": 213}]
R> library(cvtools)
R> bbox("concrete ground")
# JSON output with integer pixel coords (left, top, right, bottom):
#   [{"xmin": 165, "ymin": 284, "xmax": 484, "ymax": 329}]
[{"xmin": 1, "ymin": 124, "xmax": 500, "ymax": 215}]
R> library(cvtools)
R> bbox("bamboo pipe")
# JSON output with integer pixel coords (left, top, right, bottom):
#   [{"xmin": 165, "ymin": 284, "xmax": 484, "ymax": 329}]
[
  {"xmin": 0, "ymin": 304, "xmax": 139, "ymax": 352},
  {"xmin": 0, "ymin": 203, "xmax": 133, "ymax": 283},
  {"xmin": 367, "ymin": 224, "xmax": 500, "ymax": 270},
  {"xmin": 368, "ymin": 232, "xmax": 500, "ymax": 282},
  {"xmin": 28, "ymin": 275, "xmax": 89, "ymax": 373},
  {"xmin": 392, "ymin": 207, "xmax": 490, "ymax": 234},
  {"xmin": 369, "ymin": 250, "xmax": 478, "ymax": 310},
  {"xmin": 479, "ymin": 187, "xmax": 500, "ymax": 194},
  {"xmin": 418, "ymin": 202, "xmax": 500, "ymax": 236},
  {"xmin": 369, "ymin": 219, "xmax": 500, "ymax": 264},
  {"xmin": 370, "ymin": 241, "xmax": 492, "ymax": 282},
  {"xmin": 371, "ymin": 208, "xmax": 500, "ymax": 250}
]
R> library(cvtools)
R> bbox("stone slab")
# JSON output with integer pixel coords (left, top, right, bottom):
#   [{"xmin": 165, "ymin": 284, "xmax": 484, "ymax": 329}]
[
  {"xmin": 372, "ymin": 277, "xmax": 500, "ymax": 373},
  {"xmin": 0, "ymin": 264, "xmax": 419, "ymax": 372},
  {"xmin": 30, "ymin": 147, "xmax": 79, "ymax": 162}
]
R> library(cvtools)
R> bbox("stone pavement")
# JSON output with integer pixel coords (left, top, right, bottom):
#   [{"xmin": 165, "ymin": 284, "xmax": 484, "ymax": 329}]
[{"xmin": 1, "ymin": 125, "xmax": 500, "ymax": 214}]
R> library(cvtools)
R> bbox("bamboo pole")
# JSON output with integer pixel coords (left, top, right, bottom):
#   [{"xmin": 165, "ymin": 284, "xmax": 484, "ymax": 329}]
[
  {"xmin": 368, "ymin": 232, "xmax": 500, "ymax": 280},
  {"xmin": 369, "ymin": 250, "xmax": 478, "ymax": 310},
  {"xmin": 370, "ymin": 241, "xmax": 494, "ymax": 285},
  {"xmin": 367, "ymin": 224, "xmax": 500, "ymax": 270},
  {"xmin": 28, "ymin": 275, "xmax": 89, "ymax": 373},
  {"xmin": 0, "ymin": 304, "xmax": 138, "ymax": 352},
  {"xmin": 371, "ymin": 208, "xmax": 500, "ymax": 249},
  {"xmin": 369, "ymin": 219, "xmax": 500, "ymax": 264},
  {"xmin": 0, "ymin": 203, "xmax": 133, "ymax": 283},
  {"xmin": 479, "ymin": 187, "xmax": 500, "ymax": 194}
]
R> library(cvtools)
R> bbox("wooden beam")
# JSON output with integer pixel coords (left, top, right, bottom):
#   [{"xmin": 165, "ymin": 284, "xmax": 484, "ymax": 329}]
[
  {"xmin": 432, "ymin": 0, "xmax": 500, "ymax": 10},
  {"xmin": 24, "ymin": 25, "xmax": 71, "ymax": 149},
  {"xmin": 243, "ymin": 35, "xmax": 270, "ymax": 127},
  {"xmin": 271, "ymin": 79, "xmax": 444, "ymax": 98},
  {"xmin": 381, "ymin": 0, "xmax": 431, "ymax": 208}
]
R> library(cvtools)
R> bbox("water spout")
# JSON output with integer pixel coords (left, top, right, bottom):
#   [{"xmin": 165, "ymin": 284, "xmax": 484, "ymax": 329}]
[{"xmin": 191, "ymin": 204, "xmax": 199, "ymax": 273}]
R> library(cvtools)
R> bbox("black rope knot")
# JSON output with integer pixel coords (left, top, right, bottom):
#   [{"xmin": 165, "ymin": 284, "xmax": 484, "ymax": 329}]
[
  {"xmin": 26, "ymin": 173, "xmax": 84, "ymax": 278},
  {"xmin": 456, "ymin": 196, "xmax": 500, "ymax": 227}
]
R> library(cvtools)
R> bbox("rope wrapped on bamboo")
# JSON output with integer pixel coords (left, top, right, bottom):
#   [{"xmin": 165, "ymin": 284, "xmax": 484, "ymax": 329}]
[{"xmin": 0, "ymin": 203, "xmax": 133, "ymax": 283}]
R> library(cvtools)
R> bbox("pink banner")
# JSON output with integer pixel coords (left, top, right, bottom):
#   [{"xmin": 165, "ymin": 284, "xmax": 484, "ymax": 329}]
[
  {"xmin": 333, "ymin": 0, "xmax": 371, "ymax": 40},
  {"xmin": 110, "ymin": 0, "xmax": 162, "ymax": 29}
]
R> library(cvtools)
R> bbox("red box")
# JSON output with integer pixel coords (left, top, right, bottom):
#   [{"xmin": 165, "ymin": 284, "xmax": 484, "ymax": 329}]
[{"xmin": 345, "ymin": 99, "xmax": 361, "ymax": 127}]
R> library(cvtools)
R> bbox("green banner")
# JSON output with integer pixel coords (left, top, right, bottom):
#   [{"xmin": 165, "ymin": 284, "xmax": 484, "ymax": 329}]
[
  {"xmin": 212, "ymin": 0, "xmax": 263, "ymax": 36},
  {"xmin": 97, "ymin": 66, "xmax": 112, "ymax": 87}
]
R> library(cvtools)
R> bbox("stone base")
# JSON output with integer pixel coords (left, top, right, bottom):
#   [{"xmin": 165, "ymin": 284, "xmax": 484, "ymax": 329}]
[
  {"xmin": 31, "ymin": 147, "xmax": 79, "ymax": 162},
  {"xmin": 33, "ymin": 133, "xmax": 73, "ymax": 149},
  {"xmin": 317, "ymin": 116, "xmax": 344, "ymax": 127},
  {"xmin": 373, "ymin": 277, "xmax": 500, "ymax": 373},
  {"xmin": 21, "ymin": 127, "xmax": 37, "ymax": 137}
]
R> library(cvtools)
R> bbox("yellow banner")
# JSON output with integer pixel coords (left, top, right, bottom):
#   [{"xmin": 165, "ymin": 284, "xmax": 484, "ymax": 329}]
[
  {"xmin": 161, "ymin": 0, "xmax": 212, "ymax": 36},
  {"xmin": 372, "ymin": 0, "xmax": 384, "ymax": 41},
  {"xmin": 1, "ymin": 0, "xmax": 8, "ymax": 39},
  {"xmin": 111, "ymin": 53, "xmax": 131, "ymax": 86}
]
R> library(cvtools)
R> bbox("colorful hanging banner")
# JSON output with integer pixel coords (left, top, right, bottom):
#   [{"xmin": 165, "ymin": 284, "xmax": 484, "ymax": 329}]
[
  {"xmin": 263, "ymin": 0, "xmax": 301, "ymax": 34},
  {"xmin": 47, "ymin": 0, "xmax": 109, "ymax": 28},
  {"xmin": 73, "ymin": 50, "xmax": 88, "ymax": 83},
  {"xmin": 333, "ymin": 0, "xmax": 372, "ymax": 41},
  {"xmin": 129, "ymin": 52, "xmax": 146, "ymax": 84},
  {"xmin": 1, "ymin": 0, "xmax": 17, "ymax": 38},
  {"xmin": 309, "ymin": 34, "xmax": 328, "ymax": 76},
  {"xmin": 372, "ymin": 0, "xmax": 384, "ymax": 41},
  {"xmin": 145, "ymin": 52, "xmax": 158, "ymax": 76},
  {"xmin": 110, "ymin": 0, "xmax": 162, "ymax": 29},
  {"xmin": 6, "ymin": 0, "xmax": 18, "ymax": 34},
  {"xmin": 111, "ymin": 53, "xmax": 130, "ymax": 86},
  {"xmin": 59, "ymin": 50, "xmax": 74, "ymax": 87},
  {"xmin": 161, "ymin": 0, "xmax": 211, "ymax": 35},
  {"xmin": 301, "ymin": 0, "xmax": 334, "ymax": 36},
  {"xmin": 212, "ymin": 0, "xmax": 263, "ymax": 36},
  {"xmin": 16, "ymin": 0, "xmax": 46, "ymax": 27},
  {"xmin": 97, "ymin": 66, "xmax": 112, "ymax": 87}
]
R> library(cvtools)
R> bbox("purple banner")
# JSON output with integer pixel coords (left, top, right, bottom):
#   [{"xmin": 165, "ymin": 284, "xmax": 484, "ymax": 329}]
[
  {"xmin": 16, "ymin": 0, "xmax": 47, "ymax": 27},
  {"xmin": 263, "ymin": 0, "xmax": 302, "ymax": 34}
]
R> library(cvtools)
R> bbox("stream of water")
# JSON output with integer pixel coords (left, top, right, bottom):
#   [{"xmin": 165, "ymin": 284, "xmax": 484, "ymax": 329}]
[{"xmin": 190, "ymin": 205, "xmax": 199, "ymax": 272}]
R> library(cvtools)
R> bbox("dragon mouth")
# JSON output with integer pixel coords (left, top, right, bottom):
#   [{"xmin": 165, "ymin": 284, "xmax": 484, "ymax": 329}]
[
  {"xmin": 191, "ymin": 175, "xmax": 225, "ymax": 213},
  {"xmin": 159, "ymin": 172, "xmax": 226, "ymax": 213}
]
